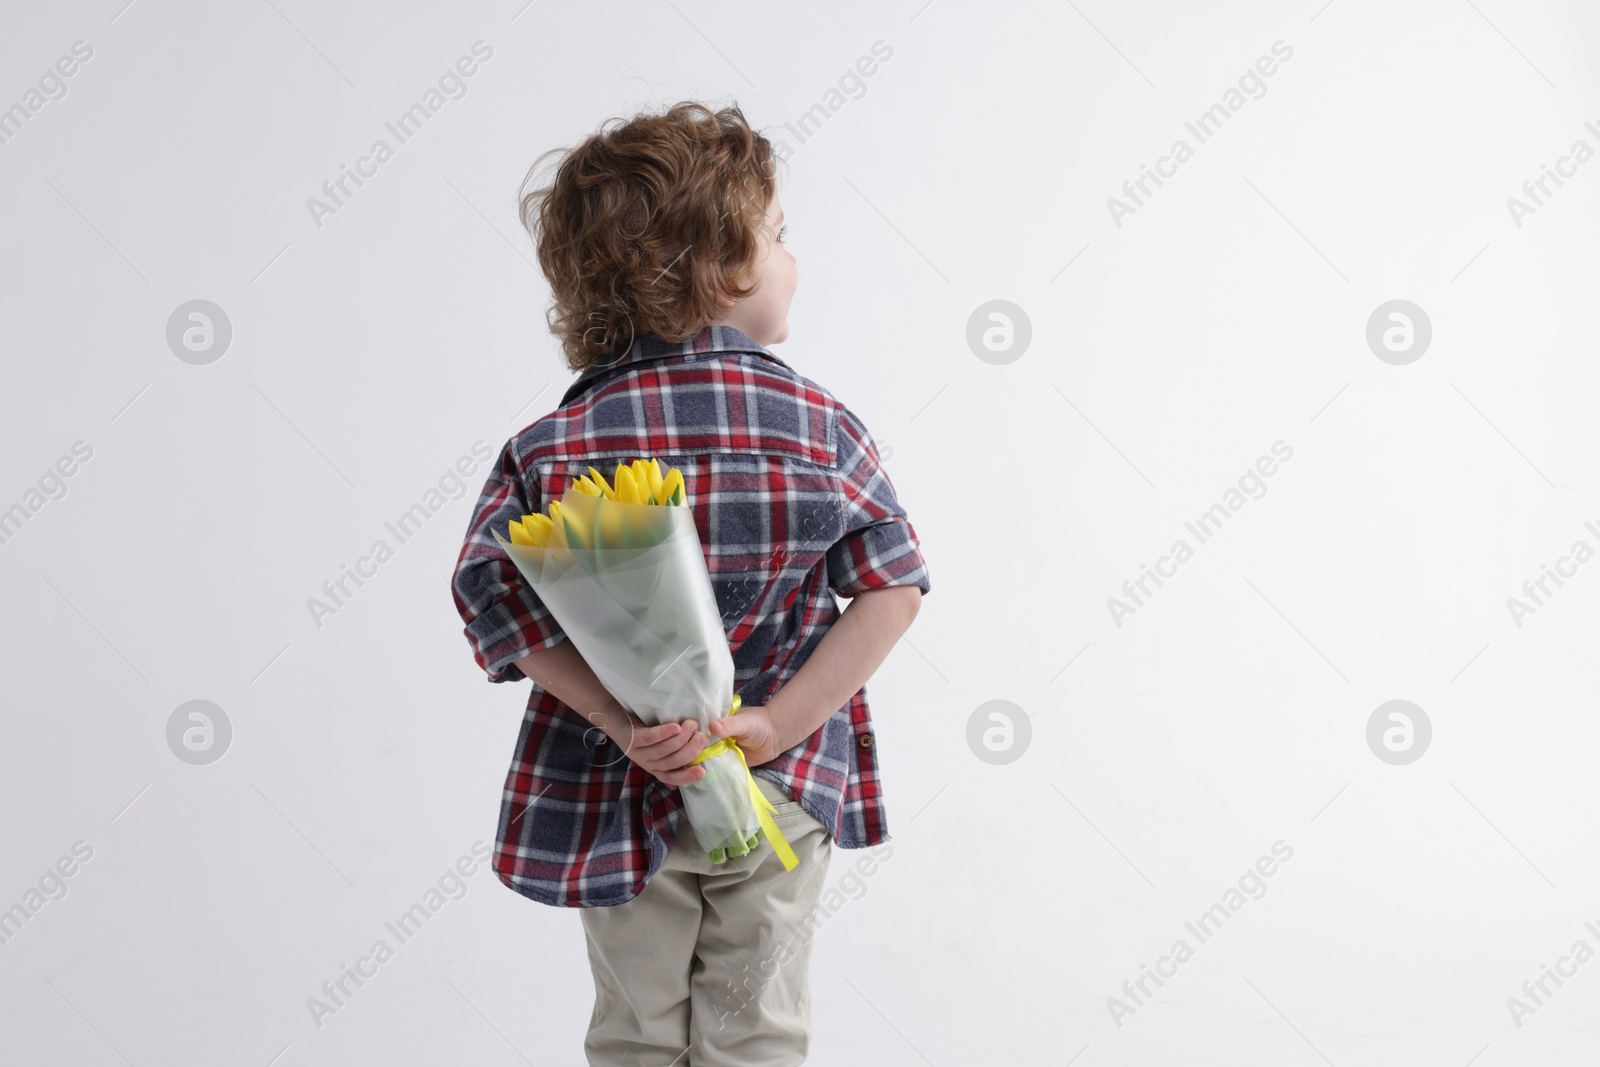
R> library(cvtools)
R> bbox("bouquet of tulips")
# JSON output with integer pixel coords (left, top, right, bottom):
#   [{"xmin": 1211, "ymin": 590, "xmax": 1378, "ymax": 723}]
[{"xmin": 493, "ymin": 458, "xmax": 798, "ymax": 870}]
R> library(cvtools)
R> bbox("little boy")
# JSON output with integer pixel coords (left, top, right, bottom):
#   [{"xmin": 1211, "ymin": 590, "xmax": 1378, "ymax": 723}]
[{"xmin": 449, "ymin": 101, "xmax": 930, "ymax": 1067}]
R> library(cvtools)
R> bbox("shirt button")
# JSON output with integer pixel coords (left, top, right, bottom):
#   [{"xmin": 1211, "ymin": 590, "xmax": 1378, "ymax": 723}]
[{"xmin": 858, "ymin": 733, "xmax": 874, "ymax": 749}]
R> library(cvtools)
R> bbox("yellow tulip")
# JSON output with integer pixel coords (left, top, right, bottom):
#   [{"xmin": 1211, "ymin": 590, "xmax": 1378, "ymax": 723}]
[
  {"xmin": 508, "ymin": 513, "xmax": 554, "ymax": 548},
  {"xmin": 615, "ymin": 466, "xmax": 638, "ymax": 504},
  {"xmin": 553, "ymin": 498, "xmax": 594, "ymax": 550},
  {"xmin": 553, "ymin": 502, "xmax": 572, "ymax": 550},
  {"xmin": 645, "ymin": 460, "xmax": 665, "ymax": 505},
  {"xmin": 591, "ymin": 497, "xmax": 621, "ymax": 543},
  {"xmin": 660, "ymin": 468, "xmax": 684, "ymax": 506},
  {"xmin": 507, "ymin": 518, "xmax": 536, "ymax": 546},
  {"xmin": 525, "ymin": 513, "xmax": 554, "ymax": 547},
  {"xmin": 586, "ymin": 466, "xmax": 616, "ymax": 500}
]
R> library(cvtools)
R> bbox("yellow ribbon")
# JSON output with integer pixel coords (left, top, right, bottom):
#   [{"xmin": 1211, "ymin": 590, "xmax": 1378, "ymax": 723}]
[{"xmin": 688, "ymin": 695, "xmax": 799, "ymax": 871}]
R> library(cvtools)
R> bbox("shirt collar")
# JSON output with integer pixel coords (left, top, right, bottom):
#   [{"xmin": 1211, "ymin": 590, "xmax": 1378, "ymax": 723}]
[{"xmin": 559, "ymin": 324, "xmax": 789, "ymax": 407}]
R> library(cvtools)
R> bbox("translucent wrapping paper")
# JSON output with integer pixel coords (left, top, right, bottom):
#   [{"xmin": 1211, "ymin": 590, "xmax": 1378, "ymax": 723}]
[{"xmin": 492, "ymin": 470, "xmax": 797, "ymax": 870}]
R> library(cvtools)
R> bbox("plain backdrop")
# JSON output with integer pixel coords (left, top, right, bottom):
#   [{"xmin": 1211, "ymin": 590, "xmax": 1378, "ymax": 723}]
[{"xmin": 2, "ymin": 1, "xmax": 1599, "ymax": 1064}]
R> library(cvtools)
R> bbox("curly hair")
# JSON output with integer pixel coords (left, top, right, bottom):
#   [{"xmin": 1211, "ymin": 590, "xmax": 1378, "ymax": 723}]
[{"xmin": 519, "ymin": 101, "xmax": 781, "ymax": 373}]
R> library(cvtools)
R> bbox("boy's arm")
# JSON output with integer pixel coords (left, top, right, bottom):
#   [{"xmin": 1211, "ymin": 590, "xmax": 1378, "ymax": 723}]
[
  {"xmin": 515, "ymin": 583, "xmax": 921, "ymax": 770},
  {"xmin": 512, "ymin": 643, "xmax": 710, "ymax": 787},
  {"xmin": 762, "ymin": 584, "xmax": 922, "ymax": 754},
  {"xmin": 512, "ymin": 642, "xmax": 634, "ymax": 745}
]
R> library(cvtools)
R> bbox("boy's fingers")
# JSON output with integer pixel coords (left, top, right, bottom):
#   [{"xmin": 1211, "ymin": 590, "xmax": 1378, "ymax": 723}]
[
  {"xmin": 655, "ymin": 766, "xmax": 704, "ymax": 787},
  {"xmin": 657, "ymin": 728, "xmax": 709, "ymax": 769},
  {"xmin": 628, "ymin": 721, "xmax": 684, "ymax": 751},
  {"xmin": 625, "ymin": 722, "xmax": 714, "ymax": 771},
  {"xmin": 629, "ymin": 726, "xmax": 709, "ymax": 770}
]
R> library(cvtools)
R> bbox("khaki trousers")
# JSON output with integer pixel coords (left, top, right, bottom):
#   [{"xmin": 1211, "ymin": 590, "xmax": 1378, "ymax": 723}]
[{"xmin": 579, "ymin": 776, "xmax": 833, "ymax": 1067}]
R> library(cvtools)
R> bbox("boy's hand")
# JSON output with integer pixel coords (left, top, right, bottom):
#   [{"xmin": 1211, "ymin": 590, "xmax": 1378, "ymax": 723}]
[
  {"xmin": 621, "ymin": 718, "xmax": 711, "ymax": 787},
  {"xmin": 707, "ymin": 706, "xmax": 782, "ymax": 767}
]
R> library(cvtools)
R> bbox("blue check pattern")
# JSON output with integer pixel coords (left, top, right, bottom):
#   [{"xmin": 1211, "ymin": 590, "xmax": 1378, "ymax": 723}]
[{"xmin": 450, "ymin": 324, "xmax": 930, "ymax": 907}]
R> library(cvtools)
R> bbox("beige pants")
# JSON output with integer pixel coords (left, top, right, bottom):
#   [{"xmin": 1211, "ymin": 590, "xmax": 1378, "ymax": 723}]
[{"xmin": 579, "ymin": 776, "xmax": 833, "ymax": 1067}]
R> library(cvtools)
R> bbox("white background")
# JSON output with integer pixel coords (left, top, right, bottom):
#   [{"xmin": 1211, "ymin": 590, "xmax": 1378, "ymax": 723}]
[{"xmin": 2, "ymin": 1, "xmax": 1599, "ymax": 1064}]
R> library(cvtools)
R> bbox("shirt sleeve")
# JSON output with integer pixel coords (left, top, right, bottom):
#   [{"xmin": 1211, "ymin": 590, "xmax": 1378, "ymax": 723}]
[
  {"xmin": 450, "ymin": 439, "xmax": 567, "ymax": 683},
  {"xmin": 824, "ymin": 404, "xmax": 932, "ymax": 599}
]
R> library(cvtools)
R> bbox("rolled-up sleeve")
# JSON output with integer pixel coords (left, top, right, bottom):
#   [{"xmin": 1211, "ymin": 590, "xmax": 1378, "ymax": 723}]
[
  {"xmin": 824, "ymin": 405, "xmax": 931, "ymax": 599},
  {"xmin": 451, "ymin": 439, "xmax": 567, "ymax": 683}
]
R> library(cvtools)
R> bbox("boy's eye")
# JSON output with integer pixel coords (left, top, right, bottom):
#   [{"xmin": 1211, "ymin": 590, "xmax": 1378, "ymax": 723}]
[{"xmin": 776, "ymin": 225, "xmax": 788, "ymax": 243}]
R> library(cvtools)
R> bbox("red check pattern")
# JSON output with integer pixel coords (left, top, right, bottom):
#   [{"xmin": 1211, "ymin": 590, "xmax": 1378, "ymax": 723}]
[{"xmin": 450, "ymin": 325, "xmax": 930, "ymax": 907}]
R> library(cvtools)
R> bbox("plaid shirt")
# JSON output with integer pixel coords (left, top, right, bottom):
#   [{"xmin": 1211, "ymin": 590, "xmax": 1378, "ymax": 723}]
[{"xmin": 451, "ymin": 324, "xmax": 931, "ymax": 907}]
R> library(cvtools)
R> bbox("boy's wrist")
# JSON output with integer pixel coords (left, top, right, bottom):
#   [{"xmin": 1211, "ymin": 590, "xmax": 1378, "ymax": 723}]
[
  {"xmin": 762, "ymin": 698, "xmax": 792, "ymax": 754},
  {"xmin": 763, "ymin": 692, "xmax": 825, "ymax": 755},
  {"xmin": 573, "ymin": 694, "xmax": 638, "ymax": 749}
]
